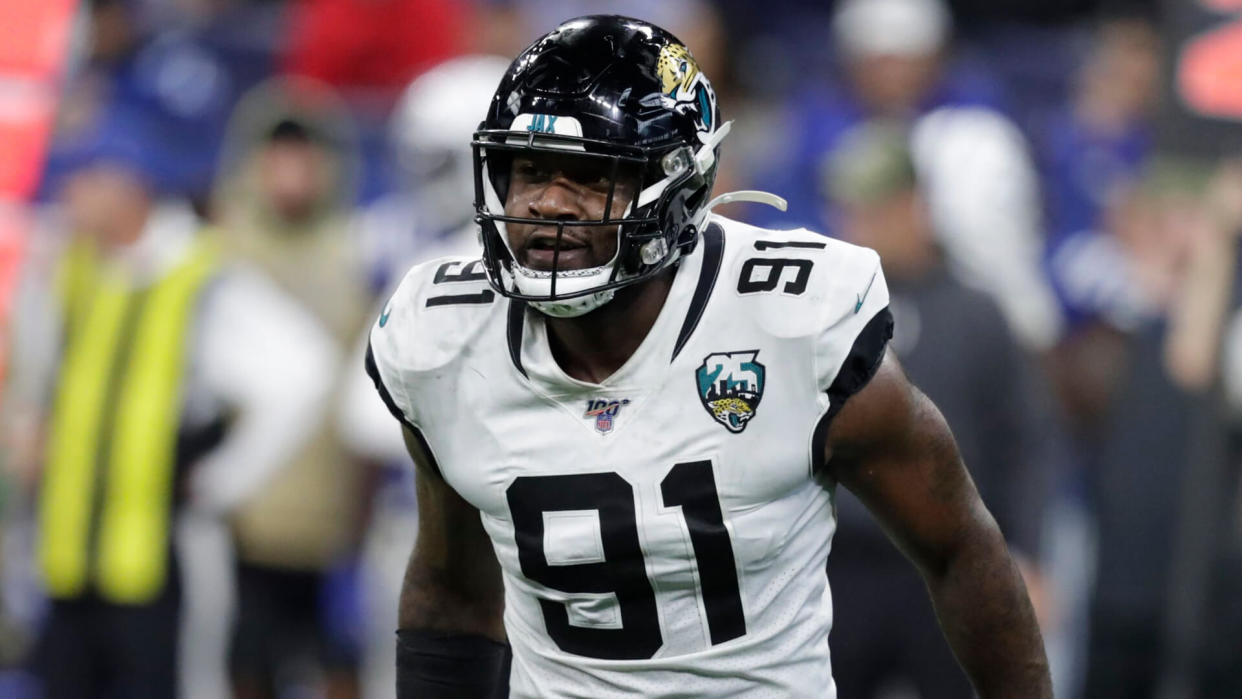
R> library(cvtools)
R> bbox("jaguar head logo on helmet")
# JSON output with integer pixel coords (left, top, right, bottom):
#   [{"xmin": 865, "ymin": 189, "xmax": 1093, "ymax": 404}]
[{"xmin": 657, "ymin": 43, "xmax": 699, "ymax": 98}]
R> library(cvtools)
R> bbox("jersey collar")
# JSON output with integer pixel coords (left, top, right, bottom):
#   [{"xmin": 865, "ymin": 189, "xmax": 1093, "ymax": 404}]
[{"xmin": 506, "ymin": 221, "xmax": 725, "ymax": 394}]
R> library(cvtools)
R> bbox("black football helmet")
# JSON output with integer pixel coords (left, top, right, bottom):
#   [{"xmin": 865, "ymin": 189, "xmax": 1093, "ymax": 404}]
[{"xmin": 472, "ymin": 15, "xmax": 734, "ymax": 317}]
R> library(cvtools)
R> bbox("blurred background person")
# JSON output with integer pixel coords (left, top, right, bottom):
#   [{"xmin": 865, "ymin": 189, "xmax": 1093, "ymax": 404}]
[
  {"xmin": 755, "ymin": 0, "xmax": 1062, "ymax": 353},
  {"xmin": 212, "ymin": 77, "xmax": 374, "ymax": 699},
  {"xmin": 1209, "ymin": 161, "xmax": 1242, "ymax": 699},
  {"xmin": 1072, "ymin": 160, "xmax": 1242, "ymax": 698},
  {"xmin": 1038, "ymin": 18, "xmax": 1161, "ymax": 255},
  {"xmin": 56, "ymin": 0, "xmax": 262, "ymax": 208},
  {"xmin": 822, "ymin": 122, "xmax": 1056, "ymax": 698},
  {"xmin": 3, "ymin": 104, "xmax": 337, "ymax": 698},
  {"xmin": 1021, "ymin": 15, "xmax": 1165, "ymax": 694},
  {"xmin": 1039, "ymin": 17, "xmax": 1163, "ymax": 338},
  {"xmin": 353, "ymin": 55, "xmax": 509, "ymax": 292}
]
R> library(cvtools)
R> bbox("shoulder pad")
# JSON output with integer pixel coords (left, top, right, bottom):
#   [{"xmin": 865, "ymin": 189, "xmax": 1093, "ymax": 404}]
[
  {"xmin": 370, "ymin": 256, "xmax": 500, "ymax": 374},
  {"xmin": 367, "ymin": 256, "xmax": 501, "ymax": 428}
]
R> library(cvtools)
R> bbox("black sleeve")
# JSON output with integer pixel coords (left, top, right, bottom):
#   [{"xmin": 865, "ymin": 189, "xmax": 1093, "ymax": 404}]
[
  {"xmin": 827, "ymin": 306, "xmax": 894, "ymax": 420},
  {"xmin": 396, "ymin": 630, "xmax": 511, "ymax": 699},
  {"xmin": 812, "ymin": 307, "xmax": 894, "ymax": 474}
]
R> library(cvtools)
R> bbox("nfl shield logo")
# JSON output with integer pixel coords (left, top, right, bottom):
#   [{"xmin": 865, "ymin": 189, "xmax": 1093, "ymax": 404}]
[
  {"xmin": 583, "ymin": 398, "xmax": 630, "ymax": 434},
  {"xmin": 695, "ymin": 351, "xmax": 766, "ymax": 433}
]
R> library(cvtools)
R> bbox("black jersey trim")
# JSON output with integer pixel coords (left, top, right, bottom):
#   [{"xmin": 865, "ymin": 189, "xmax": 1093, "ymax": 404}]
[
  {"xmin": 506, "ymin": 299, "xmax": 528, "ymax": 378},
  {"xmin": 811, "ymin": 306, "xmax": 894, "ymax": 474},
  {"xmin": 365, "ymin": 342, "xmax": 445, "ymax": 480},
  {"xmin": 404, "ymin": 422, "xmax": 443, "ymax": 480},
  {"xmin": 671, "ymin": 222, "xmax": 725, "ymax": 362},
  {"xmin": 365, "ymin": 341, "xmax": 417, "ymax": 433}
]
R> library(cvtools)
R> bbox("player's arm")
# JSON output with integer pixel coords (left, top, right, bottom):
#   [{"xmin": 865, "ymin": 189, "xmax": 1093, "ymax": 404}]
[
  {"xmin": 395, "ymin": 426, "xmax": 508, "ymax": 698},
  {"xmin": 825, "ymin": 351, "xmax": 1052, "ymax": 698},
  {"xmin": 363, "ymin": 267, "xmax": 508, "ymax": 697}
]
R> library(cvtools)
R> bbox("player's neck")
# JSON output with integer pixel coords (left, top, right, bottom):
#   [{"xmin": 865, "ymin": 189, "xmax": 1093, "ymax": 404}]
[{"xmin": 544, "ymin": 270, "xmax": 675, "ymax": 384}]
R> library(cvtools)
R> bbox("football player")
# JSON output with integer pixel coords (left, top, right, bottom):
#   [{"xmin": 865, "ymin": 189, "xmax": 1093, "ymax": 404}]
[{"xmin": 367, "ymin": 15, "xmax": 1051, "ymax": 698}]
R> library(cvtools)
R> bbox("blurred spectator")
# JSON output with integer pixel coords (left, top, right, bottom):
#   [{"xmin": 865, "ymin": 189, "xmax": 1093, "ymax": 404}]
[
  {"xmin": 43, "ymin": 0, "xmax": 272, "ymax": 206},
  {"xmin": 823, "ymin": 122, "xmax": 1055, "ymax": 697},
  {"xmin": 1214, "ymin": 166, "xmax": 1242, "ymax": 415},
  {"xmin": 753, "ymin": 0, "xmax": 1063, "ymax": 352},
  {"xmin": 353, "ymin": 55, "xmax": 509, "ymax": 292},
  {"xmin": 752, "ymin": 0, "xmax": 999, "ymax": 232},
  {"xmin": 1055, "ymin": 159, "xmax": 1242, "ymax": 698},
  {"xmin": 212, "ymin": 77, "xmax": 374, "ymax": 699},
  {"xmin": 1034, "ymin": 27, "xmax": 1179, "ymax": 688},
  {"xmin": 1209, "ymin": 165, "xmax": 1242, "ymax": 699},
  {"xmin": 342, "ymin": 55, "xmax": 505, "ymax": 699},
  {"xmin": 1159, "ymin": 161, "xmax": 1242, "ymax": 698},
  {"xmin": 1038, "ymin": 65, "xmax": 1162, "ymax": 437},
  {"xmin": 1040, "ymin": 18, "xmax": 1160, "ymax": 247},
  {"xmin": 3, "ymin": 104, "xmax": 336, "ymax": 698},
  {"xmin": 215, "ymin": 76, "xmax": 367, "ymax": 338},
  {"xmin": 1165, "ymin": 160, "xmax": 1242, "ymax": 699},
  {"xmin": 1040, "ymin": 18, "xmax": 1162, "ymax": 333}
]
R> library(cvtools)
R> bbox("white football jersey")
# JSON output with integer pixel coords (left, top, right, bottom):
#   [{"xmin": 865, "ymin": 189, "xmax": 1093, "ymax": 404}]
[{"xmin": 368, "ymin": 215, "xmax": 892, "ymax": 697}]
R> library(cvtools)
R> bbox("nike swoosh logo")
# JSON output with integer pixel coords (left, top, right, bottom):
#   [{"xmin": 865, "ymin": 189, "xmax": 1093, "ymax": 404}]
[
  {"xmin": 378, "ymin": 302, "xmax": 392, "ymax": 328},
  {"xmin": 855, "ymin": 271, "xmax": 878, "ymax": 314}
]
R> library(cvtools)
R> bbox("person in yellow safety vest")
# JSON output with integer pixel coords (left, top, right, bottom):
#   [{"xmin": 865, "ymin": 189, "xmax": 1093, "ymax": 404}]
[{"xmin": 3, "ymin": 145, "xmax": 338, "ymax": 697}]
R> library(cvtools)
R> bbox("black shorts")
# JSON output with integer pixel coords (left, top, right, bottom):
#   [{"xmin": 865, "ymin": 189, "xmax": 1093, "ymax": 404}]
[
  {"xmin": 33, "ymin": 585, "xmax": 180, "ymax": 699},
  {"xmin": 229, "ymin": 561, "xmax": 359, "ymax": 684}
]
